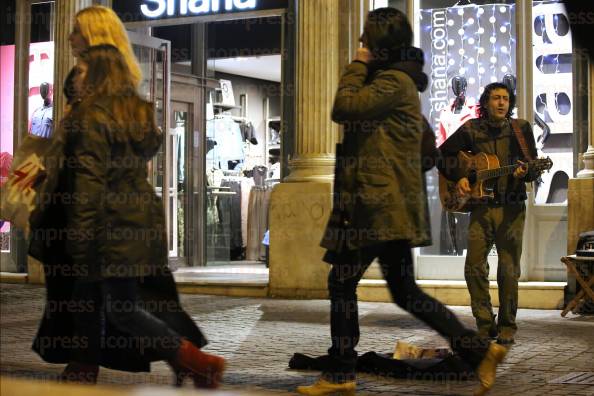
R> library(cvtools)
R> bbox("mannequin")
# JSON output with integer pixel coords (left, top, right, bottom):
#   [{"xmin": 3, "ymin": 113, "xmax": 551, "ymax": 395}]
[
  {"xmin": 439, "ymin": 76, "xmax": 476, "ymax": 255},
  {"xmin": 437, "ymin": 75, "xmax": 479, "ymax": 147},
  {"xmin": 502, "ymin": 73, "xmax": 516, "ymax": 96},
  {"xmin": 29, "ymin": 82, "xmax": 53, "ymax": 138},
  {"xmin": 451, "ymin": 75, "xmax": 468, "ymax": 114}
]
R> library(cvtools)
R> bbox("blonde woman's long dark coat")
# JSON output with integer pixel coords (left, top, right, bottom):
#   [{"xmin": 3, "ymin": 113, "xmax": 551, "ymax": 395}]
[
  {"xmin": 321, "ymin": 60, "xmax": 431, "ymax": 262},
  {"xmin": 30, "ymin": 95, "xmax": 205, "ymax": 371}
]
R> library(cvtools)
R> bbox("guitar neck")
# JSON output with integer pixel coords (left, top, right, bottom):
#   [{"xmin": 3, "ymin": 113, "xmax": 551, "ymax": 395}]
[{"xmin": 477, "ymin": 164, "xmax": 518, "ymax": 181}]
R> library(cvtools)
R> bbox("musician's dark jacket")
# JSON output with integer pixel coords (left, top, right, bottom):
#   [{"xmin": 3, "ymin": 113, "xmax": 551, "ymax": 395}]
[{"xmin": 437, "ymin": 118, "xmax": 538, "ymax": 205}]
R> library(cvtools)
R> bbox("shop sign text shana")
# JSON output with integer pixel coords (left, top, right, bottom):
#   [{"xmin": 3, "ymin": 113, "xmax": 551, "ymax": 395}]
[{"xmin": 140, "ymin": 0, "xmax": 257, "ymax": 18}]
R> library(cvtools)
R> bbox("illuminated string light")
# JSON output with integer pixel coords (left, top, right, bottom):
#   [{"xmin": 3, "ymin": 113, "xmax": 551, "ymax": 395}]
[
  {"xmin": 490, "ymin": 5, "xmax": 497, "ymax": 83},
  {"xmin": 477, "ymin": 4, "xmax": 483, "ymax": 91},
  {"xmin": 460, "ymin": 7, "xmax": 465, "ymax": 78}
]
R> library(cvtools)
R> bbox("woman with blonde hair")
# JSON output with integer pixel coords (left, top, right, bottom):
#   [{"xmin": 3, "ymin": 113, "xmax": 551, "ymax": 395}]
[
  {"xmin": 31, "ymin": 7, "xmax": 225, "ymax": 388},
  {"xmin": 70, "ymin": 5, "xmax": 142, "ymax": 88}
]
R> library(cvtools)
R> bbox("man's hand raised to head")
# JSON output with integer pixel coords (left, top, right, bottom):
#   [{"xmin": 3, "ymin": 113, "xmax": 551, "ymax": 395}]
[{"xmin": 354, "ymin": 47, "xmax": 372, "ymax": 64}]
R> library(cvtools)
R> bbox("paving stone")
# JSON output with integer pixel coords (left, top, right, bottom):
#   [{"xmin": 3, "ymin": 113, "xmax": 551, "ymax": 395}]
[{"xmin": 1, "ymin": 284, "xmax": 593, "ymax": 395}]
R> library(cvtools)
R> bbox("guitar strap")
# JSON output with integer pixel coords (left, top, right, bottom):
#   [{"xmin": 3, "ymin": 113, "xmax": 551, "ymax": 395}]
[{"xmin": 510, "ymin": 119, "xmax": 534, "ymax": 161}]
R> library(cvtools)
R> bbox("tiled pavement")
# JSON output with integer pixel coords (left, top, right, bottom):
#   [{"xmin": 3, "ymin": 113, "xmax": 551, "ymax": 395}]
[{"xmin": 1, "ymin": 284, "xmax": 593, "ymax": 395}]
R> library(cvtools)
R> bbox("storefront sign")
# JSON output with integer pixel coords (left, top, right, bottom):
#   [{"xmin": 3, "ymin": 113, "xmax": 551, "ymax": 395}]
[
  {"xmin": 113, "ymin": 0, "xmax": 287, "ymax": 22},
  {"xmin": 419, "ymin": 4, "xmax": 516, "ymax": 135},
  {"xmin": 141, "ymin": 0, "xmax": 256, "ymax": 18}
]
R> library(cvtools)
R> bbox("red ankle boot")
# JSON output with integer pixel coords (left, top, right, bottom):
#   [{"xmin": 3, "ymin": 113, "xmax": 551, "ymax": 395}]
[
  {"xmin": 60, "ymin": 362, "xmax": 99, "ymax": 384},
  {"xmin": 173, "ymin": 339, "xmax": 225, "ymax": 388}
]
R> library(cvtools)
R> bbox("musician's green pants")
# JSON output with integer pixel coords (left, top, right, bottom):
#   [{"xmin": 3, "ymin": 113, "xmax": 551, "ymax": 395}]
[{"xmin": 464, "ymin": 204, "xmax": 526, "ymax": 339}]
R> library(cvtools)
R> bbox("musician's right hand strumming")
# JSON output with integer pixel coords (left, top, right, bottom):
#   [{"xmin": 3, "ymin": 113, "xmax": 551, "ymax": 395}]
[{"xmin": 456, "ymin": 177, "xmax": 471, "ymax": 197}]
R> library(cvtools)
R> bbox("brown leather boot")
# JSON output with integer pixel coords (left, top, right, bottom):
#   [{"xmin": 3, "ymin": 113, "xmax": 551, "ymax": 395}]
[
  {"xmin": 60, "ymin": 362, "xmax": 99, "ymax": 384},
  {"xmin": 173, "ymin": 339, "xmax": 225, "ymax": 388}
]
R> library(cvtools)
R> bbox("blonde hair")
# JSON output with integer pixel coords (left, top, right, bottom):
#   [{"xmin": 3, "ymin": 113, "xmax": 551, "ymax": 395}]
[{"xmin": 75, "ymin": 5, "xmax": 142, "ymax": 88}]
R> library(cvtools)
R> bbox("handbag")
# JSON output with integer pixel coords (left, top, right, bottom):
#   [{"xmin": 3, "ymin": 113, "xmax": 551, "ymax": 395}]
[{"xmin": 0, "ymin": 131, "xmax": 65, "ymax": 238}]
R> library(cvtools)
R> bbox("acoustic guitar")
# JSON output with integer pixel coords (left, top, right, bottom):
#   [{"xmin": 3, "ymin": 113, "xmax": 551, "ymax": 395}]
[{"xmin": 439, "ymin": 151, "xmax": 553, "ymax": 212}]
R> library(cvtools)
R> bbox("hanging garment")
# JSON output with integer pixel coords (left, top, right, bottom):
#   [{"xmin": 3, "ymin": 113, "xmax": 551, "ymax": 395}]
[
  {"xmin": 246, "ymin": 186, "xmax": 272, "ymax": 261},
  {"xmin": 253, "ymin": 165, "xmax": 267, "ymax": 187},
  {"xmin": 240, "ymin": 177, "xmax": 255, "ymax": 249},
  {"xmin": 240, "ymin": 121, "xmax": 258, "ymax": 145},
  {"xmin": 206, "ymin": 117, "xmax": 244, "ymax": 170},
  {"xmin": 221, "ymin": 179, "xmax": 243, "ymax": 259}
]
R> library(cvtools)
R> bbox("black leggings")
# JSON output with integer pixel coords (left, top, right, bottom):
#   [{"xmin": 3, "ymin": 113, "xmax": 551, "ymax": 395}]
[
  {"xmin": 326, "ymin": 240, "xmax": 488, "ymax": 379},
  {"xmin": 70, "ymin": 277, "xmax": 181, "ymax": 365}
]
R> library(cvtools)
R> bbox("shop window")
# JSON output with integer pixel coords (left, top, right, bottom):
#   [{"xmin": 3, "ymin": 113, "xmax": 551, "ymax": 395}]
[
  {"xmin": 0, "ymin": 0, "xmax": 16, "ymax": 256},
  {"xmin": 417, "ymin": 0, "xmax": 516, "ymax": 258},
  {"xmin": 532, "ymin": 0, "xmax": 573, "ymax": 205},
  {"xmin": 0, "ymin": 1, "xmax": 54, "ymax": 269},
  {"xmin": 28, "ymin": 2, "xmax": 55, "ymax": 140}
]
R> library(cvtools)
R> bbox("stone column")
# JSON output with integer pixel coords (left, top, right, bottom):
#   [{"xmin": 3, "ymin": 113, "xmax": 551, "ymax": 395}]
[
  {"xmin": 268, "ymin": 0, "xmax": 362, "ymax": 298},
  {"xmin": 27, "ymin": 0, "xmax": 93, "ymax": 284},
  {"xmin": 576, "ymin": 63, "xmax": 594, "ymax": 179},
  {"xmin": 283, "ymin": 0, "xmax": 340, "ymax": 183},
  {"xmin": 568, "ymin": 62, "xmax": 594, "ymax": 257}
]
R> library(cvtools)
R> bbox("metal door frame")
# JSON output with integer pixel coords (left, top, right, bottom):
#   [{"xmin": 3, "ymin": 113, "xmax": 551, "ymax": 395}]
[{"xmin": 127, "ymin": 30, "xmax": 174, "ymax": 260}]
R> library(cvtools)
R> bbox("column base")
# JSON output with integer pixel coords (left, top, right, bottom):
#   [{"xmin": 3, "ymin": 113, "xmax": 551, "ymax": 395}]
[
  {"xmin": 567, "ymin": 178, "xmax": 594, "ymax": 254},
  {"xmin": 268, "ymin": 182, "xmax": 332, "ymax": 298},
  {"xmin": 284, "ymin": 155, "xmax": 335, "ymax": 183},
  {"xmin": 576, "ymin": 146, "xmax": 594, "ymax": 178}
]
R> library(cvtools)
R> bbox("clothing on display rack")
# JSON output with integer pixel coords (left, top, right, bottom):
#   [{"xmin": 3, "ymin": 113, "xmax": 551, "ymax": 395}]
[
  {"xmin": 253, "ymin": 165, "xmax": 267, "ymax": 187},
  {"xmin": 219, "ymin": 178, "xmax": 243, "ymax": 260},
  {"xmin": 206, "ymin": 116, "xmax": 245, "ymax": 170},
  {"xmin": 206, "ymin": 169, "xmax": 229, "ymax": 262},
  {"xmin": 239, "ymin": 121, "xmax": 258, "ymax": 145},
  {"xmin": 246, "ymin": 185, "xmax": 272, "ymax": 262},
  {"xmin": 240, "ymin": 177, "xmax": 255, "ymax": 249}
]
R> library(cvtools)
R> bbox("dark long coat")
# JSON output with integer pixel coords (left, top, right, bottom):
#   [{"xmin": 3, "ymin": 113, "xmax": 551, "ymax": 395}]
[
  {"xmin": 321, "ymin": 55, "xmax": 433, "ymax": 263},
  {"xmin": 29, "ymin": 96, "xmax": 205, "ymax": 372}
]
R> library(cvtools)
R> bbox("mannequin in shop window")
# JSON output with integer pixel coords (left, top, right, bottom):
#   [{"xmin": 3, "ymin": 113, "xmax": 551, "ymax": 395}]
[
  {"xmin": 29, "ymin": 82, "xmax": 53, "ymax": 138},
  {"xmin": 437, "ymin": 75, "xmax": 480, "ymax": 147},
  {"xmin": 437, "ymin": 76, "xmax": 479, "ymax": 255}
]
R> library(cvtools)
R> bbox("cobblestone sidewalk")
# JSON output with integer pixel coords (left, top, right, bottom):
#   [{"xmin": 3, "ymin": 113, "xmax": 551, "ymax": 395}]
[{"xmin": 1, "ymin": 284, "xmax": 593, "ymax": 395}]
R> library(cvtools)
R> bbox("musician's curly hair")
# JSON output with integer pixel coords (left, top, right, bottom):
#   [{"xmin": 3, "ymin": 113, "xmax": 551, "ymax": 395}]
[{"xmin": 478, "ymin": 82, "xmax": 516, "ymax": 119}]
